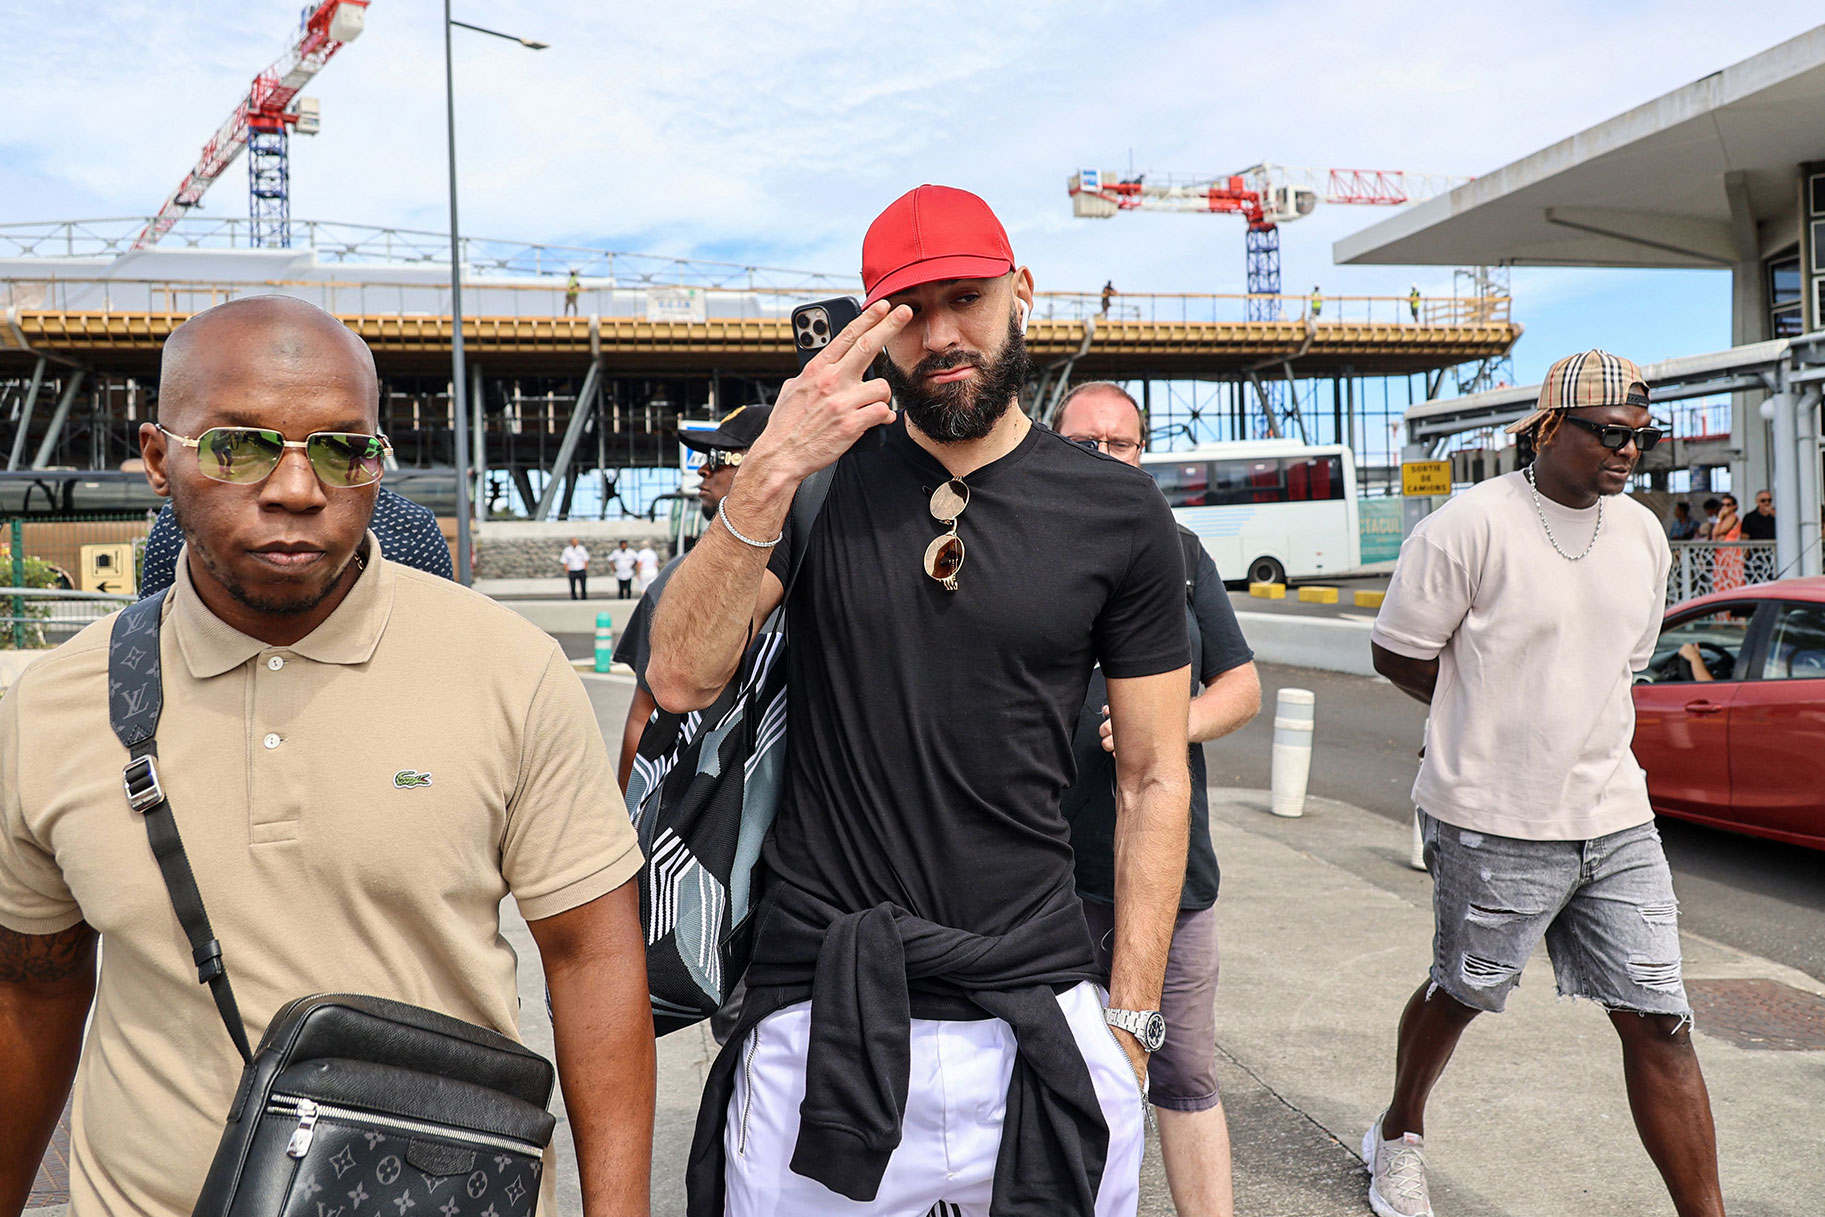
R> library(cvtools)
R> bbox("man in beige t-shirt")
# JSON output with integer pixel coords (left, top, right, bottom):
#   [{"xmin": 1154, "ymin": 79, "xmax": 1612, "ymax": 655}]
[
  {"xmin": 1362, "ymin": 350, "xmax": 1723, "ymax": 1217},
  {"xmin": 0, "ymin": 296, "xmax": 654, "ymax": 1217}
]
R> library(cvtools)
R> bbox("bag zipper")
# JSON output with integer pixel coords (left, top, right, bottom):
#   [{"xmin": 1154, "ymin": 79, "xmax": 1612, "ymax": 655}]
[
  {"xmin": 736, "ymin": 1026, "xmax": 762, "ymax": 1157},
  {"xmin": 269, "ymin": 1095, "xmax": 543, "ymax": 1160}
]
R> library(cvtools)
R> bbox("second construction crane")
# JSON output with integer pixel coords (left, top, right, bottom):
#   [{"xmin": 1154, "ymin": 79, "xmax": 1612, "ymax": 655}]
[
  {"xmin": 134, "ymin": 1, "xmax": 370, "ymax": 251},
  {"xmin": 1068, "ymin": 164, "xmax": 1467, "ymax": 320}
]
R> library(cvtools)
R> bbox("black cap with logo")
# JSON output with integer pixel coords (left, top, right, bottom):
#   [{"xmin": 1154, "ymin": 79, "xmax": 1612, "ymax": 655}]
[{"xmin": 677, "ymin": 404, "xmax": 772, "ymax": 453}]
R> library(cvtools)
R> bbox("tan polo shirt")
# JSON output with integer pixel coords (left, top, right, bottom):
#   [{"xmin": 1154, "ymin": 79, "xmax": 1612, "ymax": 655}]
[{"xmin": 0, "ymin": 543, "xmax": 642, "ymax": 1217}]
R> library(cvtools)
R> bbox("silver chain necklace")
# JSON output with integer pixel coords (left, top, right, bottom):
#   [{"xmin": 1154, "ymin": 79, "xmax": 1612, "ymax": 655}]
[{"xmin": 1526, "ymin": 464, "xmax": 1603, "ymax": 561}]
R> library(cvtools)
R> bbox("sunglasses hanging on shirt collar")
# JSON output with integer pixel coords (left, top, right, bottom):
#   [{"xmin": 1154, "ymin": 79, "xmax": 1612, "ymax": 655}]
[{"xmin": 924, "ymin": 479, "xmax": 969, "ymax": 592}]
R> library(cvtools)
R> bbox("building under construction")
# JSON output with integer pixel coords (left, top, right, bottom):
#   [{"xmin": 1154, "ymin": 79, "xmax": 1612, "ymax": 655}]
[{"xmin": 0, "ymin": 216, "xmax": 1520, "ymax": 526}]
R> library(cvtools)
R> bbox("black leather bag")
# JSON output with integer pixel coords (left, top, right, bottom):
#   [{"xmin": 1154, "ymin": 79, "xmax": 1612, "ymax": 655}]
[{"xmin": 108, "ymin": 593, "xmax": 557, "ymax": 1217}]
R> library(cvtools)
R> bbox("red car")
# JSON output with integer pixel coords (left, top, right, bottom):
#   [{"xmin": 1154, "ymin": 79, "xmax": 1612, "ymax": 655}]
[{"xmin": 1632, "ymin": 577, "xmax": 1825, "ymax": 850}]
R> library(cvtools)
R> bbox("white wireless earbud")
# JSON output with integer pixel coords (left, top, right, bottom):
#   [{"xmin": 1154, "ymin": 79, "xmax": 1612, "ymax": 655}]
[{"xmin": 1016, "ymin": 300, "xmax": 1029, "ymax": 332}]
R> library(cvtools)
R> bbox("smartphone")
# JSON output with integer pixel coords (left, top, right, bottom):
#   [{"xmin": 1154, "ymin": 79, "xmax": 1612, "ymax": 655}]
[{"xmin": 791, "ymin": 295, "xmax": 888, "ymax": 449}]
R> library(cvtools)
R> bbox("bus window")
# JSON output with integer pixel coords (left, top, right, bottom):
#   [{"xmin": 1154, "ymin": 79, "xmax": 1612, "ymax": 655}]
[
  {"xmin": 1149, "ymin": 461, "xmax": 1211, "ymax": 507},
  {"xmin": 1284, "ymin": 455, "xmax": 1344, "ymax": 501},
  {"xmin": 1211, "ymin": 458, "xmax": 1286, "ymax": 505}
]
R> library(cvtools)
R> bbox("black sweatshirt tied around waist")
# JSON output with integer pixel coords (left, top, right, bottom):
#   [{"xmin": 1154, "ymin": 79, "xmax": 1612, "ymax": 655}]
[{"xmin": 686, "ymin": 880, "xmax": 1111, "ymax": 1217}]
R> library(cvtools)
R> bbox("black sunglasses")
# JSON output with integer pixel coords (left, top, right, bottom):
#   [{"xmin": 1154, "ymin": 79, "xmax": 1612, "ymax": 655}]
[{"xmin": 1562, "ymin": 415, "xmax": 1663, "ymax": 452}]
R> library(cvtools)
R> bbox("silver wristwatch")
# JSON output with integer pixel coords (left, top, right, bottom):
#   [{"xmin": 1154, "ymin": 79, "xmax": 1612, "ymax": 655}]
[{"xmin": 1104, "ymin": 1007, "xmax": 1166, "ymax": 1053}]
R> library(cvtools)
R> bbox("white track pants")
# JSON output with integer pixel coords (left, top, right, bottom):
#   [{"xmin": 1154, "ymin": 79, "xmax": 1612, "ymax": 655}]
[{"xmin": 722, "ymin": 980, "xmax": 1145, "ymax": 1217}]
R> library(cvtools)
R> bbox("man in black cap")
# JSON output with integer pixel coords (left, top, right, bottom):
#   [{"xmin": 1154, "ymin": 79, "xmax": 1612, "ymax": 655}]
[{"xmin": 614, "ymin": 405, "xmax": 770, "ymax": 788}]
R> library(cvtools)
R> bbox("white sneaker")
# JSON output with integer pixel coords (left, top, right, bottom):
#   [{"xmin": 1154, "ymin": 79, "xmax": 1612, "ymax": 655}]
[{"xmin": 1363, "ymin": 1112, "xmax": 1434, "ymax": 1217}]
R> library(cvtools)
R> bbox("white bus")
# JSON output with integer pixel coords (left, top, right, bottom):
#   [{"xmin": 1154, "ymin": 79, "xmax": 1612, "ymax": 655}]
[{"xmin": 1138, "ymin": 440, "xmax": 1361, "ymax": 586}]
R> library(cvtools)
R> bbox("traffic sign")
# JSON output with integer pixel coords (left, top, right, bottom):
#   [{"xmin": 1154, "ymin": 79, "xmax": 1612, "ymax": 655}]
[
  {"xmin": 80, "ymin": 542, "xmax": 136, "ymax": 595},
  {"xmin": 1401, "ymin": 460, "xmax": 1451, "ymax": 497}
]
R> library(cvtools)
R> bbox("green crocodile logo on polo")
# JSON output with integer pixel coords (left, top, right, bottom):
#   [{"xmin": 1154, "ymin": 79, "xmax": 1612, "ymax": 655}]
[{"xmin": 393, "ymin": 769, "xmax": 434, "ymax": 789}]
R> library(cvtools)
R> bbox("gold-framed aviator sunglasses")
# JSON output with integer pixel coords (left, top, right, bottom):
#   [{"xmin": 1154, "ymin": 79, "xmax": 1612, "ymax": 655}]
[
  {"xmin": 158, "ymin": 425, "xmax": 392, "ymax": 489},
  {"xmin": 924, "ymin": 479, "xmax": 970, "ymax": 592}
]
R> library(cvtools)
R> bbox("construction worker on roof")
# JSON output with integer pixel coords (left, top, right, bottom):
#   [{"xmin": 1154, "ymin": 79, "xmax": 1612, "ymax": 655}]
[
  {"xmin": 1310, "ymin": 286, "xmax": 1323, "ymax": 320},
  {"xmin": 1409, "ymin": 285, "xmax": 1421, "ymax": 323},
  {"xmin": 564, "ymin": 269, "xmax": 581, "ymax": 316}
]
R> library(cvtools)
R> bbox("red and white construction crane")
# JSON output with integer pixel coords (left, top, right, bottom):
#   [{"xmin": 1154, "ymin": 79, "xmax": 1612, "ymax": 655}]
[
  {"xmin": 134, "ymin": 1, "xmax": 370, "ymax": 251},
  {"xmin": 1067, "ymin": 163, "xmax": 1468, "ymax": 319}
]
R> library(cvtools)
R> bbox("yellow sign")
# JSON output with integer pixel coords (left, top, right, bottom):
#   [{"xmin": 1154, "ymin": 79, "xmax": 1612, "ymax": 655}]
[
  {"xmin": 79, "ymin": 543, "xmax": 136, "ymax": 595},
  {"xmin": 1401, "ymin": 460, "xmax": 1452, "ymax": 497}
]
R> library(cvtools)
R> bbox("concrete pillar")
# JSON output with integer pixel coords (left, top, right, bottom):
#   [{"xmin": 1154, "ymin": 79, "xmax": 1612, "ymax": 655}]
[
  {"xmin": 1798, "ymin": 389, "xmax": 1823, "ymax": 578},
  {"xmin": 1726, "ymin": 172, "xmax": 1772, "ymax": 499},
  {"xmin": 1772, "ymin": 390, "xmax": 1801, "ymax": 576}
]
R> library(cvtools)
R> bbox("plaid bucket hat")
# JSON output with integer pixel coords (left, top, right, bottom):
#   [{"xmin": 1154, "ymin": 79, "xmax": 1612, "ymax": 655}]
[{"xmin": 1505, "ymin": 349, "xmax": 1651, "ymax": 435}]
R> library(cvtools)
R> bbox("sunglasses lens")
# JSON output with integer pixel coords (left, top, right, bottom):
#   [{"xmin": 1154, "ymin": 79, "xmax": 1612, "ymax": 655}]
[
  {"xmin": 307, "ymin": 433, "xmax": 386, "ymax": 487},
  {"xmin": 924, "ymin": 533, "xmax": 965, "ymax": 585},
  {"xmin": 1636, "ymin": 428, "xmax": 1663, "ymax": 451},
  {"xmin": 930, "ymin": 479, "xmax": 969, "ymax": 522},
  {"xmin": 198, "ymin": 428, "xmax": 283, "ymax": 483}
]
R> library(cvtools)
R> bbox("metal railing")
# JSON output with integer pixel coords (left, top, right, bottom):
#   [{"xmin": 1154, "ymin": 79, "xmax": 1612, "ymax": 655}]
[
  {"xmin": 1667, "ymin": 541, "xmax": 1779, "ymax": 605},
  {"xmin": 3, "ymin": 515, "xmax": 148, "ymax": 648},
  {"xmin": 1, "ymin": 275, "xmax": 1514, "ymax": 331},
  {"xmin": 0, "ymin": 216, "xmax": 857, "ymax": 291}
]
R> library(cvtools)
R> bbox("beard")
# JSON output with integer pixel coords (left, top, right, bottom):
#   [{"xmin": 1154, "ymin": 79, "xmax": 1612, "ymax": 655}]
[
  {"xmin": 879, "ymin": 314, "xmax": 1031, "ymax": 443},
  {"xmin": 172, "ymin": 497, "xmax": 356, "ymax": 617}
]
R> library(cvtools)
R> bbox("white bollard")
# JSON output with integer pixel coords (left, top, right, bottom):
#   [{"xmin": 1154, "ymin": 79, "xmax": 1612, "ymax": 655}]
[{"xmin": 1270, "ymin": 687, "xmax": 1316, "ymax": 818}]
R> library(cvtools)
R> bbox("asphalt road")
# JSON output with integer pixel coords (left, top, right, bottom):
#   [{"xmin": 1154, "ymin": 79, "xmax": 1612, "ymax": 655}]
[{"xmin": 1214, "ymin": 662, "xmax": 1825, "ymax": 984}]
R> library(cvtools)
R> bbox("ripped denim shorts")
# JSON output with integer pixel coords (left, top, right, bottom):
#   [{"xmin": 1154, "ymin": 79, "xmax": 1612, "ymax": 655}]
[{"xmin": 1420, "ymin": 812, "xmax": 1691, "ymax": 1021}]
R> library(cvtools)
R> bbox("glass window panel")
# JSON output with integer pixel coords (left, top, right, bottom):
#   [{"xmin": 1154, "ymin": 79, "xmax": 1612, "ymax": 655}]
[
  {"xmin": 1769, "ymin": 256, "xmax": 1802, "ymax": 307},
  {"xmin": 1643, "ymin": 604, "xmax": 1758, "ymax": 684},
  {"xmin": 1147, "ymin": 461, "xmax": 1211, "ymax": 507},
  {"xmin": 1284, "ymin": 455, "xmax": 1344, "ymax": 501},
  {"xmin": 1210, "ymin": 458, "xmax": 1286, "ymax": 504},
  {"xmin": 1761, "ymin": 602, "xmax": 1825, "ymax": 680}
]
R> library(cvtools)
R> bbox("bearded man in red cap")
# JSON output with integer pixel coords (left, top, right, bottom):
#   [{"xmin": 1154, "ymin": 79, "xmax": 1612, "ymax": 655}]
[{"xmin": 650, "ymin": 186, "xmax": 1193, "ymax": 1217}]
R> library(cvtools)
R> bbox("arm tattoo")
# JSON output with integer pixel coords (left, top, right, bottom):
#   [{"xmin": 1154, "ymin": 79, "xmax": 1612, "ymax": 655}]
[{"xmin": 0, "ymin": 922, "xmax": 97, "ymax": 985}]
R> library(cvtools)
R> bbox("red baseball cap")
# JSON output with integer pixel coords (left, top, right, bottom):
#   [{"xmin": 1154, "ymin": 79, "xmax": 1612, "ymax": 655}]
[{"xmin": 862, "ymin": 185, "xmax": 1016, "ymax": 306}]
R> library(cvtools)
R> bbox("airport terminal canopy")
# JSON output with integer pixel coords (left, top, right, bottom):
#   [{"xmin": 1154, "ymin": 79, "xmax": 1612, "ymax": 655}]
[{"xmin": 1333, "ymin": 26, "xmax": 1825, "ymax": 272}]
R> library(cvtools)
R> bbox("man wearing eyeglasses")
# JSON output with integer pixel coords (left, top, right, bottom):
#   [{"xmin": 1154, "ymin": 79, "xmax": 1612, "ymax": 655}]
[
  {"xmin": 1057, "ymin": 381, "xmax": 1261, "ymax": 1217},
  {"xmin": 0, "ymin": 295, "xmax": 656, "ymax": 1217},
  {"xmin": 650, "ymin": 187, "xmax": 1193, "ymax": 1217},
  {"xmin": 1364, "ymin": 350, "xmax": 1723, "ymax": 1217}
]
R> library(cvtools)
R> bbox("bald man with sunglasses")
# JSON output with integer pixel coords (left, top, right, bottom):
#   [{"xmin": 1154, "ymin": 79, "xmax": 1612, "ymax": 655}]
[{"xmin": 0, "ymin": 296, "xmax": 656, "ymax": 1217}]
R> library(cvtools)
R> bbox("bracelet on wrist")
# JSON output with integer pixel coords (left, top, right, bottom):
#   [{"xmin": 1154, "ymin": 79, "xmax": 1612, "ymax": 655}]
[{"xmin": 718, "ymin": 502, "xmax": 783, "ymax": 549}]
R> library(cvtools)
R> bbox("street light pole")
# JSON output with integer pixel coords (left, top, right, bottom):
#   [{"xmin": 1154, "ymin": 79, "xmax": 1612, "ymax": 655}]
[
  {"xmin": 442, "ymin": 0, "xmax": 471, "ymax": 584},
  {"xmin": 444, "ymin": 9, "xmax": 548, "ymax": 586}
]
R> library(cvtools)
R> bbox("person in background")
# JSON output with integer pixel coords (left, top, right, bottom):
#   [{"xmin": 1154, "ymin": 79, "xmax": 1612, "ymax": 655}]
[
  {"xmin": 1101, "ymin": 279, "xmax": 1116, "ymax": 317},
  {"xmin": 612, "ymin": 539, "xmax": 637, "ymax": 598},
  {"xmin": 614, "ymin": 405, "xmax": 771, "ymax": 790},
  {"xmin": 1310, "ymin": 286, "xmax": 1323, "ymax": 319},
  {"xmin": 560, "ymin": 535, "xmax": 590, "ymax": 600},
  {"xmin": 1666, "ymin": 500, "xmax": 1699, "ymax": 541},
  {"xmin": 1409, "ymin": 285, "xmax": 1421, "ymax": 323},
  {"xmin": 1697, "ymin": 496, "xmax": 1721, "ymax": 539},
  {"xmin": 1057, "ymin": 380, "xmax": 1261, "ymax": 1217},
  {"xmin": 1710, "ymin": 493, "xmax": 1744, "ymax": 591},
  {"xmin": 1366, "ymin": 349, "xmax": 1720, "ymax": 1217},
  {"xmin": 633, "ymin": 540, "xmax": 659, "ymax": 596},
  {"xmin": 1741, "ymin": 489, "xmax": 1776, "ymax": 541},
  {"xmin": 565, "ymin": 270, "xmax": 582, "ymax": 317}
]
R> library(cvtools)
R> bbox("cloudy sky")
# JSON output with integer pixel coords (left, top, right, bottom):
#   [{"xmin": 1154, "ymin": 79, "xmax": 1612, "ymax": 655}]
[{"xmin": 3, "ymin": 2, "xmax": 1820, "ymax": 384}]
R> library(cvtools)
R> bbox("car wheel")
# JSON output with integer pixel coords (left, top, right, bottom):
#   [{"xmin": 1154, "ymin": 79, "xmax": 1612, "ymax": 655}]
[{"xmin": 1248, "ymin": 556, "xmax": 1286, "ymax": 586}]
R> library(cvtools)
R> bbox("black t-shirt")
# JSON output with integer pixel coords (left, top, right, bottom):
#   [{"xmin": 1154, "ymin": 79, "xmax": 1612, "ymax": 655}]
[
  {"xmin": 1741, "ymin": 511, "xmax": 1776, "ymax": 540},
  {"xmin": 763, "ymin": 418, "xmax": 1190, "ymax": 938},
  {"xmin": 612, "ymin": 556, "xmax": 682, "ymax": 690},
  {"xmin": 1062, "ymin": 527, "xmax": 1253, "ymax": 911}
]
